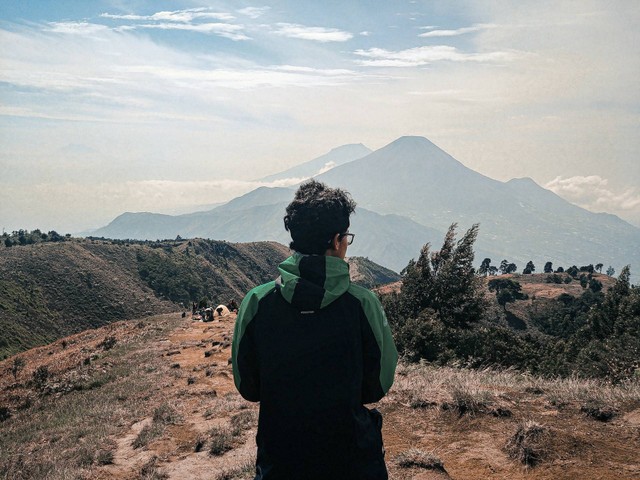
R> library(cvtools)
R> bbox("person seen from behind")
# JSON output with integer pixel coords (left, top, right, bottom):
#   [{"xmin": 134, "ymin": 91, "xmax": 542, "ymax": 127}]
[{"xmin": 232, "ymin": 180, "xmax": 398, "ymax": 479}]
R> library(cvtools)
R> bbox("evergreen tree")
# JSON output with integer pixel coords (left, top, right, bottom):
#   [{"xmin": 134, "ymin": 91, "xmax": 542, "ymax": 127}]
[{"xmin": 478, "ymin": 258, "xmax": 491, "ymax": 276}]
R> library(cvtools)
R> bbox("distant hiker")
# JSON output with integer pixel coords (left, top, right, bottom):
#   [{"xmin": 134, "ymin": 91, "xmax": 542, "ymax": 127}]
[
  {"xmin": 192, "ymin": 302, "xmax": 197, "ymax": 315},
  {"xmin": 232, "ymin": 180, "xmax": 397, "ymax": 480},
  {"xmin": 227, "ymin": 299, "xmax": 238, "ymax": 312}
]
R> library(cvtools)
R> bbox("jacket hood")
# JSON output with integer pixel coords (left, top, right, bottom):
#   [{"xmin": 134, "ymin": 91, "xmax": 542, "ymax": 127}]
[{"xmin": 277, "ymin": 253, "xmax": 350, "ymax": 311}]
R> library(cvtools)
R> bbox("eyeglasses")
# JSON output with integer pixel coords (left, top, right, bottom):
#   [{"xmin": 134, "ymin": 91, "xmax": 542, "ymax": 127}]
[{"xmin": 338, "ymin": 233, "xmax": 355, "ymax": 245}]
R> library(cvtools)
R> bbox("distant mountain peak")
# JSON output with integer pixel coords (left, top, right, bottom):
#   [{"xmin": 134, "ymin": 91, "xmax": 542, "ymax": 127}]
[
  {"xmin": 328, "ymin": 143, "xmax": 369, "ymax": 152},
  {"xmin": 258, "ymin": 143, "xmax": 371, "ymax": 183},
  {"xmin": 507, "ymin": 177, "xmax": 538, "ymax": 185},
  {"xmin": 381, "ymin": 135, "xmax": 450, "ymax": 156}
]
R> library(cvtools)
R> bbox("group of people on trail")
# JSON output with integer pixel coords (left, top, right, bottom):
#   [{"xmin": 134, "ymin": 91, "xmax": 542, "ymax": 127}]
[
  {"xmin": 190, "ymin": 299, "xmax": 239, "ymax": 322},
  {"xmin": 232, "ymin": 180, "xmax": 398, "ymax": 479}
]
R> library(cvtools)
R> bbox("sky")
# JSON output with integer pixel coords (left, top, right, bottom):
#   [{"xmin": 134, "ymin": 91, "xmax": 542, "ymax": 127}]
[{"xmin": 1, "ymin": 0, "xmax": 639, "ymax": 233}]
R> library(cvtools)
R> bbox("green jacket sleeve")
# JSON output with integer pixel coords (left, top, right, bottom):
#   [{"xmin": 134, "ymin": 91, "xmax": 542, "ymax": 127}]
[
  {"xmin": 231, "ymin": 288, "xmax": 261, "ymax": 401},
  {"xmin": 350, "ymin": 285, "xmax": 398, "ymax": 402}
]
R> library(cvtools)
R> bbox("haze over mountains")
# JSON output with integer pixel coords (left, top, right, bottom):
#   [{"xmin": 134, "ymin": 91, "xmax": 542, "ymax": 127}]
[{"xmin": 93, "ymin": 136, "xmax": 640, "ymax": 276}]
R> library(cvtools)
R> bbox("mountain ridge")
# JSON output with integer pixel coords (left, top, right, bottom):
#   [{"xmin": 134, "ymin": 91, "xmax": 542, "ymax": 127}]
[{"xmin": 90, "ymin": 136, "xmax": 640, "ymax": 280}]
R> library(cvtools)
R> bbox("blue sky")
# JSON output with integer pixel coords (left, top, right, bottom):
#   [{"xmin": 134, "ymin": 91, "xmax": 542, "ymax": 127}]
[{"xmin": 1, "ymin": 1, "xmax": 639, "ymax": 232}]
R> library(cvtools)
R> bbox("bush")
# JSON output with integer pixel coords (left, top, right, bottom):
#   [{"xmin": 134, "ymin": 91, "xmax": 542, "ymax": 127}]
[
  {"xmin": 505, "ymin": 421, "xmax": 550, "ymax": 467},
  {"xmin": 208, "ymin": 427, "xmax": 234, "ymax": 456}
]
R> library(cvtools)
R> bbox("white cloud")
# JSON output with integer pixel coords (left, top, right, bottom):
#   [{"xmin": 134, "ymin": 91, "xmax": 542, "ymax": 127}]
[
  {"xmin": 100, "ymin": 8, "xmax": 245, "ymax": 39},
  {"xmin": 274, "ymin": 23, "xmax": 353, "ymax": 42},
  {"xmin": 354, "ymin": 45, "xmax": 516, "ymax": 67},
  {"xmin": 46, "ymin": 21, "xmax": 109, "ymax": 35},
  {"xmin": 545, "ymin": 175, "xmax": 640, "ymax": 213},
  {"xmin": 418, "ymin": 23, "xmax": 496, "ymax": 38},
  {"xmin": 316, "ymin": 161, "xmax": 336, "ymax": 175},
  {"xmin": 101, "ymin": 9, "xmax": 235, "ymax": 23},
  {"xmin": 237, "ymin": 7, "xmax": 270, "ymax": 19},
  {"xmin": 119, "ymin": 22, "xmax": 250, "ymax": 40}
]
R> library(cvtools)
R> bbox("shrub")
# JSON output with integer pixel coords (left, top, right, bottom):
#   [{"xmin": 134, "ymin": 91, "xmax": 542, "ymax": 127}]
[
  {"xmin": 132, "ymin": 423, "xmax": 164, "ymax": 449},
  {"xmin": 139, "ymin": 456, "xmax": 168, "ymax": 480},
  {"xmin": 98, "ymin": 336, "xmax": 117, "ymax": 351},
  {"xmin": 208, "ymin": 427, "xmax": 234, "ymax": 456},
  {"xmin": 505, "ymin": 420, "xmax": 550, "ymax": 467},
  {"xmin": 0, "ymin": 406, "xmax": 11, "ymax": 422},
  {"xmin": 95, "ymin": 448, "xmax": 115, "ymax": 465},
  {"xmin": 32, "ymin": 366, "xmax": 50, "ymax": 392},
  {"xmin": 230, "ymin": 410, "xmax": 257, "ymax": 436}
]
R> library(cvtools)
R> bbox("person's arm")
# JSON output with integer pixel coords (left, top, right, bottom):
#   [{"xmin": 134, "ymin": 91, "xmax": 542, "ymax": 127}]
[
  {"xmin": 231, "ymin": 290, "xmax": 261, "ymax": 402},
  {"xmin": 353, "ymin": 287, "xmax": 398, "ymax": 403}
]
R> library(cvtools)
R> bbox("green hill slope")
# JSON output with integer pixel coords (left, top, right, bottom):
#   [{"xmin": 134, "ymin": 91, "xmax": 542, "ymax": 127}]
[{"xmin": 0, "ymin": 238, "xmax": 290, "ymax": 358}]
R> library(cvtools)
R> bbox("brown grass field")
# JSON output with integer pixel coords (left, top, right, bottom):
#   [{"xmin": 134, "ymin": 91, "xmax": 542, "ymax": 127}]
[{"xmin": 1, "ymin": 310, "xmax": 639, "ymax": 479}]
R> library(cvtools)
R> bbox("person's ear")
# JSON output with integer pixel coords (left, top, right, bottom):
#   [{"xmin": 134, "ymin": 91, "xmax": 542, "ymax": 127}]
[{"xmin": 330, "ymin": 233, "xmax": 341, "ymax": 251}]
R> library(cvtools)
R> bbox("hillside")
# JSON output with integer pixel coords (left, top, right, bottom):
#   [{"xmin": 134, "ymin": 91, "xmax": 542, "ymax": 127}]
[
  {"xmin": 1, "ymin": 240, "xmax": 400, "ymax": 358},
  {"xmin": 1, "ymin": 311, "xmax": 638, "ymax": 479},
  {"xmin": 348, "ymin": 256, "xmax": 401, "ymax": 289},
  {"xmin": 0, "ymin": 239, "xmax": 290, "ymax": 358}
]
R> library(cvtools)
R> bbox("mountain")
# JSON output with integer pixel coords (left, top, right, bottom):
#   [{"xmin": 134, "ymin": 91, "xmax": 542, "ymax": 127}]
[
  {"xmin": 92, "ymin": 136, "xmax": 640, "ymax": 279},
  {"xmin": 316, "ymin": 136, "xmax": 640, "ymax": 275},
  {"xmin": 258, "ymin": 143, "xmax": 371, "ymax": 182}
]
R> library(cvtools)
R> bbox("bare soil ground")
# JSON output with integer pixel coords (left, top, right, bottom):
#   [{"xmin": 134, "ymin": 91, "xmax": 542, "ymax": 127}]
[{"xmin": 2, "ymin": 312, "xmax": 639, "ymax": 479}]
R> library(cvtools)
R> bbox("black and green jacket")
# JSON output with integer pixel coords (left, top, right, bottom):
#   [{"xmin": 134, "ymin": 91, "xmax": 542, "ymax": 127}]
[{"xmin": 232, "ymin": 253, "xmax": 398, "ymax": 480}]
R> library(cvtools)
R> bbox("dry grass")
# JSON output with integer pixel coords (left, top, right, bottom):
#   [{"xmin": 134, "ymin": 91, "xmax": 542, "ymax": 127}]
[
  {"xmin": 389, "ymin": 363, "xmax": 640, "ymax": 412},
  {"xmin": 0, "ymin": 314, "xmax": 183, "ymax": 480},
  {"xmin": 396, "ymin": 448, "xmax": 445, "ymax": 471},
  {"xmin": 139, "ymin": 456, "xmax": 169, "ymax": 480},
  {"xmin": 208, "ymin": 426, "xmax": 235, "ymax": 456},
  {"xmin": 505, "ymin": 420, "xmax": 551, "ymax": 467},
  {"xmin": 230, "ymin": 410, "xmax": 258, "ymax": 436},
  {"xmin": 215, "ymin": 460, "xmax": 255, "ymax": 480},
  {"xmin": 443, "ymin": 381, "xmax": 494, "ymax": 415}
]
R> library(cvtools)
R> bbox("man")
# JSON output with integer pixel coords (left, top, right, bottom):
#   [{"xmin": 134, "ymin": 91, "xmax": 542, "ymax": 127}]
[{"xmin": 232, "ymin": 180, "xmax": 398, "ymax": 479}]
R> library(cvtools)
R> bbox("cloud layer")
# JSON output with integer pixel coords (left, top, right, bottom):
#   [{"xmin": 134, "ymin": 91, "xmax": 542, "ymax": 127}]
[{"xmin": 546, "ymin": 175, "xmax": 640, "ymax": 215}]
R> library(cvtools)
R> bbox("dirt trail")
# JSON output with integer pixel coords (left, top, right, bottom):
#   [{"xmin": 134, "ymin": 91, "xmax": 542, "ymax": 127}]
[
  {"xmin": 87, "ymin": 313, "xmax": 640, "ymax": 480},
  {"xmin": 94, "ymin": 312, "xmax": 258, "ymax": 479}
]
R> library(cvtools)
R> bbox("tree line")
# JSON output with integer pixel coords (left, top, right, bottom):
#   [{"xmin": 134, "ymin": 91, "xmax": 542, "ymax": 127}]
[
  {"xmin": 477, "ymin": 257, "xmax": 614, "ymax": 277},
  {"xmin": 381, "ymin": 224, "xmax": 639, "ymax": 381}
]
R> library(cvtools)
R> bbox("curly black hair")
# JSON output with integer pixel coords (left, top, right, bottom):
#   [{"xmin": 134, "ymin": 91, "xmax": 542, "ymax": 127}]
[{"xmin": 283, "ymin": 180, "xmax": 356, "ymax": 255}]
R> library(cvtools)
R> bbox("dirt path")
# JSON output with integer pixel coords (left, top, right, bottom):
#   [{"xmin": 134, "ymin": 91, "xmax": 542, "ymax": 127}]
[
  {"xmin": 95, "ymin": 312, "xmax": 258, "ymax": 479},
  {"xmin": 89, "ymin": 313, "xmax": 640, "ymax": 480}
]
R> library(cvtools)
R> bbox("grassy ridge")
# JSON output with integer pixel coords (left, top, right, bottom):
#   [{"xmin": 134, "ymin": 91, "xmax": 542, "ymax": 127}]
[{"xmin": 0, "ymin": 238, "xmax": 290, "ymax": 358}]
